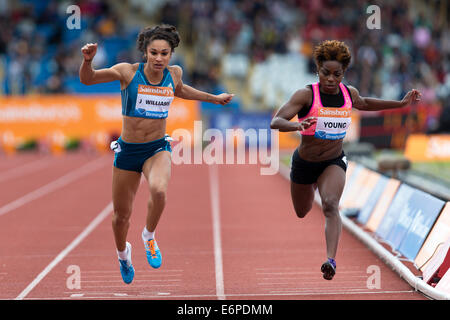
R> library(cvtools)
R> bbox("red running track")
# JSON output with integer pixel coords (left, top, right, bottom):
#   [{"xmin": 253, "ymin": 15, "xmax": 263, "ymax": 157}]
[{"xmin": 0, "ymin": 152, "xmax": 427, "ymax": 300}]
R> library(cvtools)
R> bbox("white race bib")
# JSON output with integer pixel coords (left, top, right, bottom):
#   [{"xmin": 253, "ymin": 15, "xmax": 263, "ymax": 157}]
[
  {"xmin": 314, "ymin": 107, "xmax": 352, "ymax": 140},
  {"xmin": 135, "ymin": 84, "xmax": 174, "ymax": 117}
]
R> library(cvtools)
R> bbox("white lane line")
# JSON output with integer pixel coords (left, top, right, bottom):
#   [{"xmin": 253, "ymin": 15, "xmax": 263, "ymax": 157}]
[
  {"xmin": 27, "ymin": 290, "xmax": 418, "ymax": 300},
  {"xmin": 82, "ymin": 269, "xmax": 184, "ymax": 273},
  {"xmin": 257, "ymin": 275, "xmax": 367, "ymax": 280},
  {"xmin": 0, "ymin": 156, "xmax": 107, "ymax": 217},
  {"xmin": 208, "ymin": 164, "xmax": 225, "ymax": 300},
  {"xmin": 267, "ymin": 290, "xmax": 417, "ymax": 296},
  {"xmin": 80, "ymin": 279, "xmax": 182, "ymax": 283},
  {"xmin": 0, "ymin": 156, "xmax": 54, "ymax": 183},
  {"xmin": 81, "ymin": 284, "xmax": 181, "ymax": 288},
  {"xmin": 15, "ymin": 201, "xmax": 114, "ymax": 300},
  {"xmin": 269, "ymin": 287, "xmax": 378, "ymax": 292},
  {"xmin": 83, "ymin": 274, "xmax": 182, "ymax": 278}
]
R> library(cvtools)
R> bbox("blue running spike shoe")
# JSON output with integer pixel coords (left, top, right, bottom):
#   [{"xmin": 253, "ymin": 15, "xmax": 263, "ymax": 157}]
[
  {"xmin": 321, "ymin": 258, "xmax": 336, "ymax": 280},
  {"xmin": 142, "ymin": 233, "xmax": 162, "ymax": 268},
  {"xmin": 118, "ymin": 242, "xmax": 134, "ymax": 284}
]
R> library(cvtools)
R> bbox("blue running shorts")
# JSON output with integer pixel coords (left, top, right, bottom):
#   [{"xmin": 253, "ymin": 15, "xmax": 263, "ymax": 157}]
[{"xmin": 111, "ymin": 135, "xmax": 172, "ymax": 172}]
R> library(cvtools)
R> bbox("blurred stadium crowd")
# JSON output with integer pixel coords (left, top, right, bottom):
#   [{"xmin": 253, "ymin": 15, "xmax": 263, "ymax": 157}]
[{"xmin": 0, "ymin": 0, "xmax": 449, "ymax": 131}]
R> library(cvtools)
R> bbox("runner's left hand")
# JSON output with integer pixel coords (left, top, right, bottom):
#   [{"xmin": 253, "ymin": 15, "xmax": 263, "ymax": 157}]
[
  {"xmin": 401, "ymin": 89, "xmax": 421, "ymax": 106},
  {"xmin": 215, "ymin": 93, "xmax": 235, "ymax": 105}
]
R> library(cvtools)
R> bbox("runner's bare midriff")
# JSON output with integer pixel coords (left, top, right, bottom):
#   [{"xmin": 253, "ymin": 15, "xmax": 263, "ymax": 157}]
[
  {"xmin": 297, "ymin": 136, "xmax": 343, "ymax": 162},
  {"xmin": 121, "ymin": 116, "xmax": 166, "ymax": 143}
]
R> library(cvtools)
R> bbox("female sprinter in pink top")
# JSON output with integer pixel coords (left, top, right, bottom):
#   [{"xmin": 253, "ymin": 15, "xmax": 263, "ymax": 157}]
[
  {"xmin": 270, "ymin": 40, "xmax": 421, "ymax": 280},
  {"xmin": 79, "ymin": 24, "xmax": 234, "ymax": 284}
]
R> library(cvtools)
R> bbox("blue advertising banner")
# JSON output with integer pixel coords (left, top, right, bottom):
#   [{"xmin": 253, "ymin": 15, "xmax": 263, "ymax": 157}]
[
  {"xmin": 385, "ymin": 186, "xmax": 428, "ymax": 251},
  {"xmin": 340, "ymin": 163, "xmax": 363, "ymax": 207},
  {"xmin": 357, "ymin": 174, "xmax": 388, "ymax": 225},
  {"xmin": 375, "ymin": 183, "xmax": 416, "ymax": 243},
  {"xmin": 397, "ymin": 191, "xmax": 445, "ymax": 261},
  {"xmin": 209, "ymin": 111, "xmax": 273, "ymax": 146}
]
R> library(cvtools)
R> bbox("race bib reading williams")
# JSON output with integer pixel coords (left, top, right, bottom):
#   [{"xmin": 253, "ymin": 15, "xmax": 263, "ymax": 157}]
[{"xmin": 135, "ymin": 84, "xmax": 174, "ymax": 118}]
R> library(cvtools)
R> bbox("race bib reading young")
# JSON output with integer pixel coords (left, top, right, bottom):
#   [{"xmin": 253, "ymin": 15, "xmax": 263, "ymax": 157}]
[{"xmin": 314, "ymin": 106, "xmax": 352, "ymax": 140}]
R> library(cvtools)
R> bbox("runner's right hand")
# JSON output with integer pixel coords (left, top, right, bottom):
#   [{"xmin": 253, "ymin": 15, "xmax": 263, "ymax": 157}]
[
  {"xmin": 81, "ymin": 43, "xmax": 97, "ymax": 61},
  {"xmin": 298, "ymin": 117, "xmax": 317, "ymax": 131}
]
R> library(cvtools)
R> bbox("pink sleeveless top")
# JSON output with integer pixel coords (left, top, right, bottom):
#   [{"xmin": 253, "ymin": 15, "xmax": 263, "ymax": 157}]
[{"xmin": 298, "ymin": 82, "xmax": 352, "ymax": 140}]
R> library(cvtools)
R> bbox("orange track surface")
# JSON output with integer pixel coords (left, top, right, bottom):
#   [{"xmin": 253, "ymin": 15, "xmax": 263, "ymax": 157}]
[{"xmin": 0, "ymin": 152, "xmax": 427, "ymax": 300}]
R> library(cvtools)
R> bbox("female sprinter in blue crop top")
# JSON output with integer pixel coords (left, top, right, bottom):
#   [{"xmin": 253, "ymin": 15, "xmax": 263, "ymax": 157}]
[{"xmin": 80, "ymin": 24, "xmax": 234, "ymax": 284}]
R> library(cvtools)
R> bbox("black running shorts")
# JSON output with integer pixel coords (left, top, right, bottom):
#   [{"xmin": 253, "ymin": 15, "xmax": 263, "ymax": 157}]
[{"xmin": 290, "ymin": 148, "xmax": 348, "ymax": 185}]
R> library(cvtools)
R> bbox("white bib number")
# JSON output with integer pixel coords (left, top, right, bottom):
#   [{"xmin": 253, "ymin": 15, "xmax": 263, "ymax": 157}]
[
  {"xmin": 135, "ymin": 85, "xmax": 174, "ymax": 117},
  {"xmin": 314, "ymin": 107, "xmax": 352, "ymax": 140}
]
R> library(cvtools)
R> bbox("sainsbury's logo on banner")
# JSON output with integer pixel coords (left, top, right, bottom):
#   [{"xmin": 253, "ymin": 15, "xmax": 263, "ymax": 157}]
[
  {"xmin": 95, "ymin": 102, "xmax": 122, "ymax": 121},
  {"xmin": 0, "ymin": 104, "xmax": 81, "ymax": 122},
  {"xmin": 0, "ymin": 95, "xmax": 200, "ymax": 146},
  {"xmin": 405, "ymin": 134, "xmax": 450, "ymax": 161},
  {"xmin": 427, "ymin": 136, "xmax": 450, "ymax": 158}
]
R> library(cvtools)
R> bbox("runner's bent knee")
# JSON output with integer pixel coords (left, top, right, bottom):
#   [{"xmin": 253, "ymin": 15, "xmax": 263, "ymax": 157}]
[
  {"xmin": 321, "ymin": 196, "xmax": 340, "ymax": 216},
  {"xmin": 149, "ymin": 183, "xmax": 167, "ymax": 202},
  {"xmin": 294, "ymin": 202, "xmax": 312, "ymax": 218}
]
